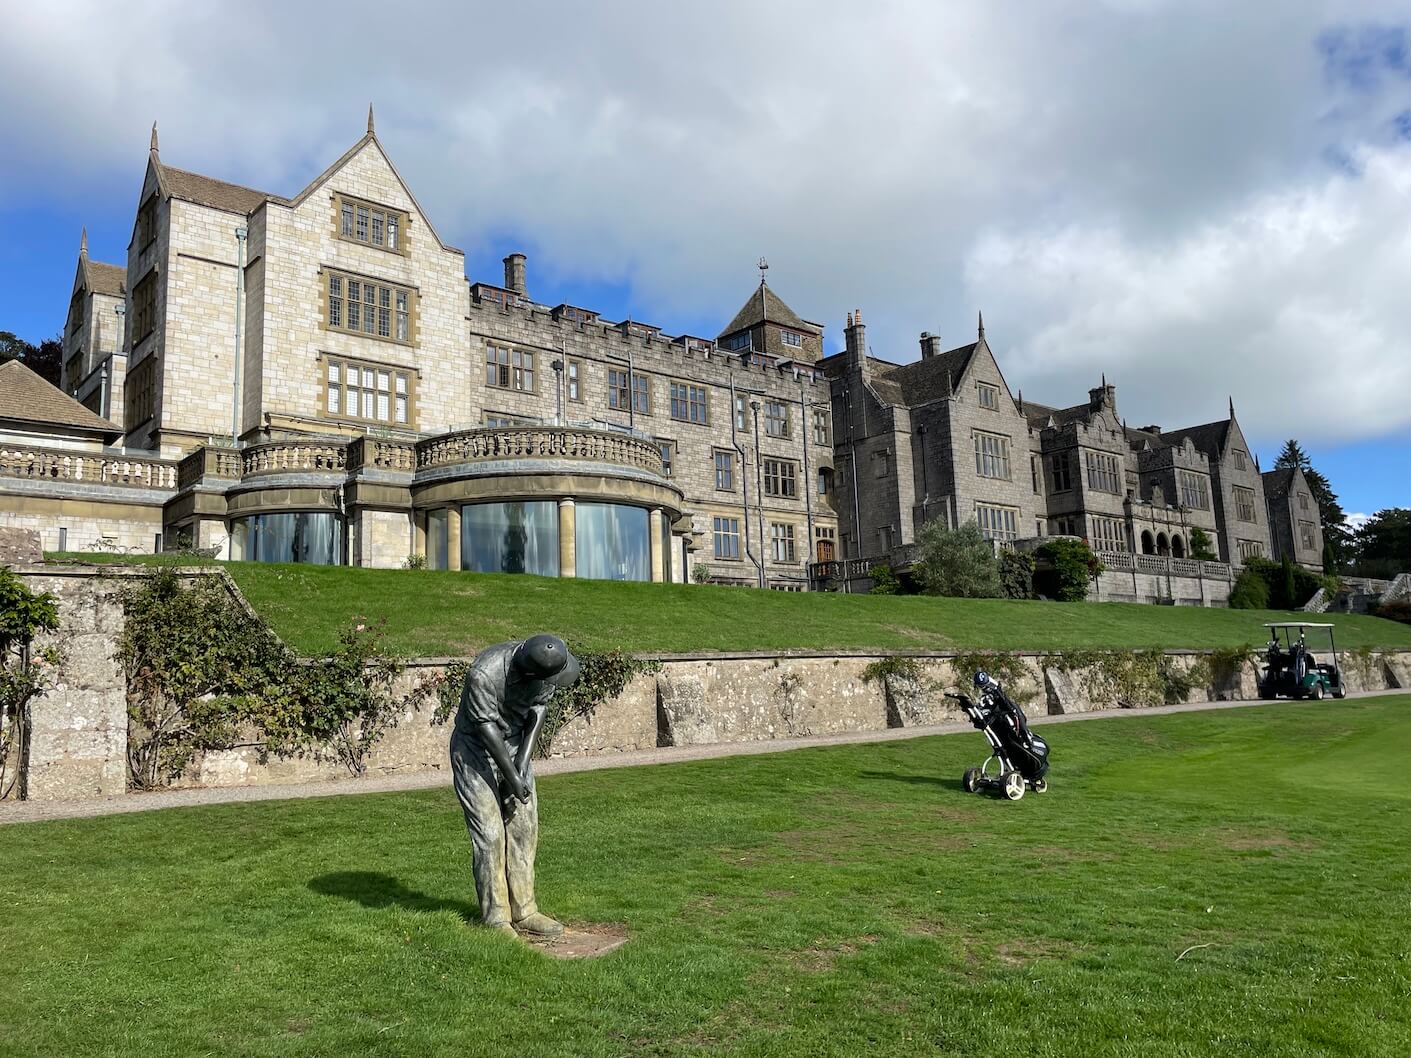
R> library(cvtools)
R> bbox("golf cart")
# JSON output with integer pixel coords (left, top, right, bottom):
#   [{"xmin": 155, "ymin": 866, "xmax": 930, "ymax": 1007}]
[{"xmin": 1258, "ymin": 623, "xmax": 1346, "ymax": 701}]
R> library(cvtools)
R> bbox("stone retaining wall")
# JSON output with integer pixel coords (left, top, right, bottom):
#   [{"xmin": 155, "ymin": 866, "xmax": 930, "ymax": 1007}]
[{"xmin": 7, "ymin": 566, "xmax": 1411, "ymax": 800}]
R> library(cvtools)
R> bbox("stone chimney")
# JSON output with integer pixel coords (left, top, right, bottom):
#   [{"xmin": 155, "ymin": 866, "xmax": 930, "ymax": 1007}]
[
  {"xmin": 503, "ymin": 253, "xmax": 527, "ymax": 296},
  {"xmin": 1088, "ymin": 376, "xmax": 1116, "ymax": 415},
  {"xmin": 919, "ymin": 332, "xmax": 942, "ymax": 359},
  {"xmin": 845, "ymin": 309, "xmax": 866, "ymax": 371}
]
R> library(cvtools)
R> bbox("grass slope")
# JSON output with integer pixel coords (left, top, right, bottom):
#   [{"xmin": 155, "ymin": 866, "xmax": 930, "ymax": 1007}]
[
  {"xmin": 2, "ymin": 698, "xmax": 1409, "ymax": 1057},
  {"xmin": 41, "ymin": 553, "xmax": 1411, "ymax": 656}
]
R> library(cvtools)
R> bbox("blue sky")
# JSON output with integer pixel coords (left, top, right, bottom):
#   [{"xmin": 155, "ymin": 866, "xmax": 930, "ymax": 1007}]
[{"xmin": 1, "ymin": 2, "xmax": 1408, "ymax": 519}]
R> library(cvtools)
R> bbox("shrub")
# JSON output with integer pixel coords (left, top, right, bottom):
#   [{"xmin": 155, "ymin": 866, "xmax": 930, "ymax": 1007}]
[
  {"xmin": 1034, "ymin": 539, "xmax": 1101, "ymax": 602},
  {"xmin": 1372, "ymin": 598, "xmax": 1411, "ymax": 625},
  {"xmin": 691, "ymin": 562, "xmax": 712, "ymax": 585},
  {"xmin": 1189, "ymin": 527, "xmax": 1218, "ymax": 562},
  {"xmin": 913, "ymin": 520, "xmax": 1001, "ymax": 599},
  {"xmin": 0, "ymin": 568, "xmax": 60, "ymax": 800},
  {"xmin": 869, "ymin": 564, "xmax": 901, "ymax": 595},
  {"xmin": 999, "ymin": 551, "xmax": 1035, "ymax": 600},
  {"xmin": 1240, "ymin": 557, "xmax": 1332, "ymax": 609},
  {"xmin": 1228, "ymin": 568, "xmax": 1270, "ymax": 609}
]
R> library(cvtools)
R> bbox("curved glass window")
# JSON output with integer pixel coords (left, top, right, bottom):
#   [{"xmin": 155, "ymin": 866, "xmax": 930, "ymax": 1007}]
[
  {"xmin": 427, "ymin": 508, "xmax": 449, "ymax": 571},
  {"xmin": 462, "ymin": 501, "xmax": 559, "ymax": 576},
  {"xmin": 576, "ymin": 502, "xmax": 649, "ymax": 581},
  {"xmin": 231, "ymin": 511, "xmax": 343, "ymax": 565}
]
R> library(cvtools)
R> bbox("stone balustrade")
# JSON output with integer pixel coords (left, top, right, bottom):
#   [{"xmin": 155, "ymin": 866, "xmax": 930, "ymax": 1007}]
[
  {"xmin": 346, "ymin": 437, "xmax": 416, "ymax": 474},
  {"xmin": 416, "ymin": 426, "xmax": 666, "ymax": 476},
  {"xmin": 0, "ymin": 444, "xmax": 177, "ymax": 491},
  {"xmin": 176, "ymin": 446, "xmax": 241, "ymax": 490},
  {"xmin": 1097, "ymin": 551, "xmax": 1231, "ymax": 580},
  {"xmin": 241, "ymin": 441, "xmax": 347, "ymax": 478}
]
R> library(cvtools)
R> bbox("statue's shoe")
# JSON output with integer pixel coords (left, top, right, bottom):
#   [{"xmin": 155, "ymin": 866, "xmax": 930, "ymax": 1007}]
[
  {"xmin": 485, "ymin": 921, "xmax": 518, "ymax": 937},
  {"xmin": 513, "ymin": 912, "xmax": 565, "ymax": 937}
]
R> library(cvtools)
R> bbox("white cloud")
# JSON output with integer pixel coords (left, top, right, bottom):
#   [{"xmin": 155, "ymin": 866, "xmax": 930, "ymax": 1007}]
[{"xmin": 2, "ymin": 1, "xmax": 1410, "ymax": 444}]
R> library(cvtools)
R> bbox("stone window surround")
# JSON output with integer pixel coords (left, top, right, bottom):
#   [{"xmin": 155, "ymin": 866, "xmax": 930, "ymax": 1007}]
[
  {"xmin": 1178, "ymin": 469, "xmax": 1210, "ymax": 511},
  {"xmin": 1233, "ymin": 485, "xmax": 1258, "ymax": 523},
  {"xmin": 714, "ymin": 448, "xmax": 736, "ymax": 492},
  {"xmin": 1084, "ymin": 449, "xmax": 1121, "ymax": 494},
  {"xmin": 320, "ymin": 267, "xmax": 419, "ymax": 347},
  {"xmin": 1091, "ymin": 514, "xmax": 1127, "ymax": 553},
  {"xmin": 811, "ymin": 407, "xmax": 830, "ymax": 446},
  {"xmin": 977, "ymin": 381, "xmax": 1000, "ymax": 410},
  {"xmin": 485, "ymin": 343, "xmax": 536, "ymax": 393},
  {"xmin": 764, "ymin": 400, "xmax": 790, "ymax": 438},
  {"xmin": 567, "ymin": 359, "xmax": 584, "ymax": 402},
  {"xmin": 976, "ymin": 502, "xmax": 1019, "ymax": 543},
  {"xmin": 608, "ymin": 368, "xmax": 651, "ymax": 415},
  {"xmin": 763, "ymin": 457, "xmax": 798, "ymax": 499},
  {"xmin": 973, "ymin": 429, "xmax": 1011, "ymax": 481},
  {"xmin": 331, "ymin": 191, "xmax": 410, "ymax": 256},
  {"xmin": 770, "ymin": 521, "xmax": 798, "ymax": 563},
  {"xmin": 318, "ymin": 352, "xmax": 418, "ymax": 430},
  {"xmin": 125, "ymin": 353, "xmax": 157, "ymax": 428},
  {"xmin": 1051, "ymin": 450, "xmax": 1074, "ymax": 492},
  {"xmin": 132, "ymin": 266, "xmax": 159, "ymax": 346},
  {"xmin": 136, "ymin": 193, "xmax": 159, "ymax": 251},
  {"xmin": 656, "ymin": 438, "xmax": 676, "ymax": 478},
  {"xmin": 669, "ymin": 381, "xmax": 710, "ymax": 425},
  {"xmin": 713, "ymin": 514, "xmax": 742, "ymax": 560}
]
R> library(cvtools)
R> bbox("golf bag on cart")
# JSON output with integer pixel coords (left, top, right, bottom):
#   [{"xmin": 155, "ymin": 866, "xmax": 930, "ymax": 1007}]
[{"xmin": 946, "ymin": 671, "xmax": 1050, "ymax": 801}]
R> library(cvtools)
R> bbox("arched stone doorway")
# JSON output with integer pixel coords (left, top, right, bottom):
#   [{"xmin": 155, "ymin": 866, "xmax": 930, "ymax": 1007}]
[
  {"xmin": 1156, "ymin": 532, "xmax": 1170, "ymax": 556},
  {"xmin": 1172, "ymin": 534, "xmax": 1186, "ymax": 559},
  {"xmin": 1141, "ymin": 530, "xmax": 1155, "ymax": 555}
]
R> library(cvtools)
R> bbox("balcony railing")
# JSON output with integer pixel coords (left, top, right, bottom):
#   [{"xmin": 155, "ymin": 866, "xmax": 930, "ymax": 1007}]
[
  {"xmin": 241, "ymin": 441, "xmax": 347, "ymax": 478},
  {"xmin": 417, "ymin": 426, "xmax": 666, "ymax": 476},
  {"xmin": 0, "ymin": 444, "xmax": 177, "ymax": 491},
  {"xmin": 176, "ymin": 446, "xmax": 241, "ymax": 490},
  {"xmin": 346, "ymin": 437, "xmax": 416, "ymax": 474},
  {"xmin": 1096, "ymin": 551, "xmax": 1230, "ymax": 580}
]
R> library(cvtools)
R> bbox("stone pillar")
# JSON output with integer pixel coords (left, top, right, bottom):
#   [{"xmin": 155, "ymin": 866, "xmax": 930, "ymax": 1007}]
[
  {"xmin": 446, "ymin": 506, "xmax": 462, "ymax": 571},
  {"xmin": 558, "ymin": 498, "xmax": 576, "ymax": 578},
  {"xmin": 413, "ymin": 510, "xmax": 427, "ymax": 561},
  {"xmin": 649, "ymin": 508, "xmax": 665, "ymax": 583}
]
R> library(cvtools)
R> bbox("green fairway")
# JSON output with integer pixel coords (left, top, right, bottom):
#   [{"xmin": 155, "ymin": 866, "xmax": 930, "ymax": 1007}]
[
  {"xmin": 3, "ymin": 698, "xmax": 1410, "ymax": 1057},
  {"xmin": 44, "ymin": 555, "xmax": 1411, "ymax": 656}
]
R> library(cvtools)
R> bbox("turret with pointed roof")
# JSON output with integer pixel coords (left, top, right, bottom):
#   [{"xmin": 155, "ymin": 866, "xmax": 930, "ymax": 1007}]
[{"xmin": 717, "ymin": 270, "xmax": 825, "ymax": 363}]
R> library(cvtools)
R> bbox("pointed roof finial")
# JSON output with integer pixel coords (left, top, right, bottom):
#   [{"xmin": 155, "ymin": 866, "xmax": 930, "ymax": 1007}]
[
  {"xmin": 1102, "ymin": 372, "xmax": 1107, "ymax": 387},
  {"xmin": 367, "ymin": 103, "xmax": 375, "ymax": 135},
  {"xmin": 1228, "ymin": 395, "xmax": 1235, "ymax": 419},
  {"xmin": 80, "ymin": 227, "xmax": 88, "ymax": 256},
  {"xmin": 150, "ymin": 122, "xmax": 159, "ymax": 153},
  {"xmin": 846, "ymin": 311, "xmax": 853, "ymax": 327},
  {"xmin": 977, "ymin": 310, "xmax": 985, "ymax": 339}
]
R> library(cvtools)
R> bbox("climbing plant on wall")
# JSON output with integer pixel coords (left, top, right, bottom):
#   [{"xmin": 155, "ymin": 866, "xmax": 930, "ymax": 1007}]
[{"xmin": 0, "ymin": 568, "xmax": 60, "ymax": 800}]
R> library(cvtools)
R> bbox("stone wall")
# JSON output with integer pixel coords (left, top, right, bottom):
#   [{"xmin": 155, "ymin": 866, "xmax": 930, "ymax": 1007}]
[
  {"xmin": 7, "ymin": 567, "xmax": 1411, "ymax": 802},
  {"xmin": 15, "ymin": 570, "xmax": 128, "ymax": 800}
]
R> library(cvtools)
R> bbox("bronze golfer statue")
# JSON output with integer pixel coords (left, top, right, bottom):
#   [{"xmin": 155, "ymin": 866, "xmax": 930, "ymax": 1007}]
[{"xmin": 450, "ymin": 634, "xmax": 580, "ymax": 936}]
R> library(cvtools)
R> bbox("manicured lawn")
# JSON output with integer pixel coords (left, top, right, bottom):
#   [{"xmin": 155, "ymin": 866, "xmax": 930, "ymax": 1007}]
[
  {"xmin": 3, "ymin": 698, "xmax": 1409, "ymax": 1057},
  {"xmin": 42, "ymin": 553, "xmax": 1411, "ymax": 656}
]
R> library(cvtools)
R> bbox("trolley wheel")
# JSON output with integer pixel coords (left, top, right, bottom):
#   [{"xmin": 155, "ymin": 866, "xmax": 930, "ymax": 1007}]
[
  {"xmin": 1003, "ymin": 771, "xmax": 1026, "ymax": 801},
  {"xmin": 1033, "ymin": 778, "xmax": 1049, "ymax": 795},
  {"xmin": 962, "ymin": 767, "xmax": 980, "ymax": 793},
  {"xmin": 1311, "ymin": 682, "xmax": 1325, "ymax": 701}
]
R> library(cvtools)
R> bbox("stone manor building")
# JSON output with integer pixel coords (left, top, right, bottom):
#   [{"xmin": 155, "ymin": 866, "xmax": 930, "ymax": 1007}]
[
  {"xmin": 1, "ymin": 115, "xmax": 1323, "ymax": 603},
  {"xmin": 5, "ymin": 116, "xmax": 835, "ymax": 587}
]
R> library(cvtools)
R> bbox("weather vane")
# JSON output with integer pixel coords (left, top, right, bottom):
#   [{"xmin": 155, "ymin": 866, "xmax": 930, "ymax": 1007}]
[{"xmin": 758, "ymin": 257, "xmax": 769, "ymax": 285}]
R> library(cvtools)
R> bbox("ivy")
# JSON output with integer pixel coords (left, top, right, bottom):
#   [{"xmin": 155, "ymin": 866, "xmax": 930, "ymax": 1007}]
[
  {"xmin": 0, "ymin": 567, "xmax": 60, "ymax": 800},
  {"xmin": 948, "ymin": 650, "xmax": 1038, "ymax": 704},
  {"xmin": 1052, "ymin": 650, "xmax": 1210, "ymax": 708},
  {"xmin": 860, "ymin": 656, "xmax": 924, "ymax": 685}
]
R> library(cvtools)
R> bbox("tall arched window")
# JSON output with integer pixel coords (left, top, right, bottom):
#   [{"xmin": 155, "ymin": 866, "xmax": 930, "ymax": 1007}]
[
  {"xmin": 1172, "ymin": 534, "xmax": 1186, "ymax": 559},
  {"xmin": 1141, "ymin": 530, "xmax": 1155, "ymax": 555}
]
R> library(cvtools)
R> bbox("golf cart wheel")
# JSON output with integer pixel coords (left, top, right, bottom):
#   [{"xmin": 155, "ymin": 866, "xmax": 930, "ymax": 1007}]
[
  {"xmin": 1311, "ymin": 683, "xmax": 1325, "ymax": 701},
  {"xmin": 1033, "ymin": 778, "xmax": 1049, "ymax": 795},
  {"xmin": 1333, "ymin": 687, "xmax": 1347, "ymax": 699},
  {"xmin": 962, "ymin": 767, "xmax": 980, "ymax": 794},
  {"xmin": 1003, "ymin": 771, "xmax": 1025, "ymax": 801}
]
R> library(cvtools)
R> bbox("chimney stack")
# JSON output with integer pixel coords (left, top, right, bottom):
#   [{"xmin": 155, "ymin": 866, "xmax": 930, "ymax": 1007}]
[
  {"xmin": 919, "ymin": 331, "xmax": 942, "ymax": 359},
  {"xmin": 1088, "ymin": 377, "xmax": 1117, "ymax": 415},
  {"xmin": 845, "ymin": 308, "xmax": 866, "ymax": 371},
  {"xmin": 503, "ymin": 253, "xmax": 527, "ymax": 296}
]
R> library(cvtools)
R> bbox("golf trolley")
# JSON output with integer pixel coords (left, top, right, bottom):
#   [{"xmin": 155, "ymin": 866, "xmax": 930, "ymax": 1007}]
[{"xmin": 946, "ymin": 672, "xmax": 1050, "ymax": 801}]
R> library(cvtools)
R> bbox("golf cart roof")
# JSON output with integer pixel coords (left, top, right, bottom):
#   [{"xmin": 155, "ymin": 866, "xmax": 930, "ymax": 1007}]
[{"xmin": 1264, "ymin": 623, "xmax": 1335, "ymax": 629}]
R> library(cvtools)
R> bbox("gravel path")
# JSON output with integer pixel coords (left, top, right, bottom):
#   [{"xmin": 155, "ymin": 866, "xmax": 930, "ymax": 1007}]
[{"xmin": 1, "ymin": 690, "xmax": 1400, "ymax": 826}]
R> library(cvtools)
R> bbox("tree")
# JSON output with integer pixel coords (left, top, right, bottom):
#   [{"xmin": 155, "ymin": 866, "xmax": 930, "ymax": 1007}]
[
  {"xmin": 913, "ymin": 520, "xmax": 1002, "ymax": 598},
  {"xmin": 1275, "ymin": 439, "xmax": 1351, "ymax": 572},
  {"xmin": 1034, "ymin": 538, "xmax": 1102, "ymax": 602},
  {"xmin": 1351, "ymin": 508, "xmax": 1411, "ymax": 579},
  {"xmin": 0, "ymin": 331, "xmax": 63, "ymax": 387},
  {"xmin": 1189, "ymin": 527, "xmax": 1218, "ymax": 562}
]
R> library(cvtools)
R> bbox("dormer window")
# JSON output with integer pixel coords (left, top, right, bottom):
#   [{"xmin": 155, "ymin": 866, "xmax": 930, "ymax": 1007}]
[
  {"xmin": 723, "ymin": 333, "xmax": 751, "ymax": 351},
  {"xmin": 780, "ymin": 330, "xmax": 803, "ymax": 348},
  {"xmin": 334, "ymin": 193, "xmax": 408, "ymax": 254}
]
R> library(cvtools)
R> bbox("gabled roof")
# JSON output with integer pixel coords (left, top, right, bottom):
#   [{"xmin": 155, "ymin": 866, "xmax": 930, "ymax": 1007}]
[
  {"xmin": 83, "ymin": 260, "xmax": 127, "ymax": 298},
  {"xmin": 869, "ymin": 342, "xmax": 979, "ymax": 407},
  {"xmin": 0, "ymin": 360, "xmax": 121, "ymax": 439},
  {"xmin": 718, "ymin": 282, "xmax": 810, "ymax": 338},
  {"xmin": 1261, "ymin": 466, "xmax": 1298, "ymax": 499},
  {"xmin": 1023, "ymin": 399, "xmax": 1091, "ymax": 430},
  {"xmin": 1160, "ymin": 419, "xmax": 1230, "ymax": 458},
  {"xmin": 157, "ymin": 163, "xmax": 282, "ymax": 214}
]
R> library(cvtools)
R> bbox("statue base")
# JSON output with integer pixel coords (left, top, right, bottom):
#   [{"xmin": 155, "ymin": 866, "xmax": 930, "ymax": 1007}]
[{"xmin": 523, "ymin": 925, "xmax": 628, "ymax": 959}]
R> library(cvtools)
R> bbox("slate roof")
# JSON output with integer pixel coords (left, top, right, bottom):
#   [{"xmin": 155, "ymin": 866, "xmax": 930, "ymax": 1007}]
[
  {"xmin": 1023, "ymin": 399, "xmax": 1092, "ymax": 430},
  {"xmin": 718, "ymin": 283, "xmax": 810, "ymax": 338},
  {"xmin": 0, "ymin": 360, "xmax": 121, "ymax": 438},
  {"xmin": 868, "ymin": 342, "xmax": 980, "ymax": 407},
  {"xmin": 83, "ymin": 260, "xmax": 126, "ymax": 298},
  {"xmin": 1261, "ymin": 467, "xmax": 1297, "ymax": 499},
  {"xmin": 159, "ymin": 164, "xmax": 280, "ymax": 214},
  {"xmin": 1160, "ymin": 419, "xmax": 1230, "ymax": 458}
]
